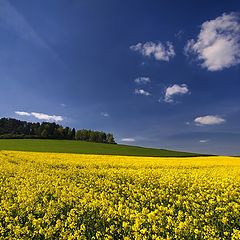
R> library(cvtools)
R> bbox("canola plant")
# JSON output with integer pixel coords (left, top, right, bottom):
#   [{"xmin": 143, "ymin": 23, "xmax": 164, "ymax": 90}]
[{"xmin": 0, "ymin": 151, "xmax": 240, "ymax": 239}]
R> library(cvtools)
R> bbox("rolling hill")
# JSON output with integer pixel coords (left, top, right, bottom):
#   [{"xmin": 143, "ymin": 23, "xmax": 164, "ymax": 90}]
[{"xmin": 0, "ymin": 139, "xmax": 202, "ymax": 157}]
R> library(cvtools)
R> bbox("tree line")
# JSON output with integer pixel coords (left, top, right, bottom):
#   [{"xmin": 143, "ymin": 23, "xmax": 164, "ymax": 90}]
[{"xmin": 0, "ymin": 118, "xmax": 116, "ymax": 144}]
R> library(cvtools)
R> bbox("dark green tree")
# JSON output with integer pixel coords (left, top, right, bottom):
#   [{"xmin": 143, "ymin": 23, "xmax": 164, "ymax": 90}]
[
  {"xmin": 106, "ymin": 133, "xmax": 116, "ymax": 144},
  {"xmin": 0, "ymin": 118, "xmax": 117, "ymax": 144}
]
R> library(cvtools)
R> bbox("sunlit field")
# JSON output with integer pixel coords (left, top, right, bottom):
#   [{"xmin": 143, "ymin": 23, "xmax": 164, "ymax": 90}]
[{"xmin": 0, "ymin": 151, "xmax": 240, "ymax": 239}]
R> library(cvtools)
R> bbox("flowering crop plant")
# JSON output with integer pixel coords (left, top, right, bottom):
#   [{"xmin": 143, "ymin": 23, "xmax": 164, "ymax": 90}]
[{"xmin": 0, "ymin": 151, "xmax": 240, "ymax": 239}]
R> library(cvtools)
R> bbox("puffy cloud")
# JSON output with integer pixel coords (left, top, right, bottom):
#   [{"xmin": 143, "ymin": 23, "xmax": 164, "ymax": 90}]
[
  {"xmin": 164, "ymin": 84, "xmax": 189, "ymax": 103},
  {"xmin": 121, "ymin": 138, "xmax": 135, "ymax": 142},
  {"xmin": 199, "ymin": 139, "xmax": 209, "ymax": 143},
  {"xmin": 31, "ymin": 112, "xmax": 63, "ymax": 122},
  {"xmin": 135, "ymin": 89, "xmax": 151, "ymax": 96},
  {"xmin": 130, "ymin": 41, "xmax": 175, "ymax": 61},
  {"xmin": 185, "ymin": 12, "xmax": 240, "ymax": 71},
  {"xmin": 101, "ymin": 112, "xmax": 109, "ymax": 117},
  {"xmin": 15, "ymin": 111, "xmax": 31, "ymax": 116},
  {"xmin": 194, "ymin": 115, "xmax": 225, "ymax": 126},
  {"xmin": 134, "ymin": 77, "xmax": 151, "ymax": 84},
  {"xmin": 15, "ymin": 111, "xmax": 63, "ymax": 122}
]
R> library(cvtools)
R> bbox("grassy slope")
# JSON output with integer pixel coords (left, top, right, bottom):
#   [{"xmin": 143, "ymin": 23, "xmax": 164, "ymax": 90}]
[{"xmin": 0, "ymin": 139, "xmax": 201, "ymax": 157}]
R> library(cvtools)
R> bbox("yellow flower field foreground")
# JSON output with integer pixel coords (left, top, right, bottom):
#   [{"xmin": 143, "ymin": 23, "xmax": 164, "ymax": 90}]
[{"xmin": 0, "ymin": 151, "xmax": 240, "ymax": 239}]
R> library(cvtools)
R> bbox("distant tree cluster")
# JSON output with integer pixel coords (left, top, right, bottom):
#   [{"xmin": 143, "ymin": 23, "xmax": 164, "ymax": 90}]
[
  {"xmin": 0, "ymin": 118, "xmax": 116, "ymax": 144},
  {"xmin": 75, "ymin": 129, "xmax": 115, "ymax": 144}
]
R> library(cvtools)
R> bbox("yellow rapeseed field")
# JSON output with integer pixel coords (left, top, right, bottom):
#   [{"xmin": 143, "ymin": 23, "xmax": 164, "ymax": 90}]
[{"xmin": 0, "ymin": 151, "xmax": 240, "ymax": 240}]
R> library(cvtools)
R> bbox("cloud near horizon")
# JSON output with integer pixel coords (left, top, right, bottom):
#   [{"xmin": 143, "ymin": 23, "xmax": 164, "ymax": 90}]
[
  {"xmin": 164, "ymin": 84, "xmax": 189, "ymax": 103},
  {"xmin": 194, "ymin": 115, "xmax": 225, "ymax": 126},
  {"xmin": 130, "ymin": 41, "xmax": 175, "ymax": 61},
  {"xmin": 185, "ymin": 12, "xmax": 240, "ymax": 71},
  {"xmin": 15, "ymin": 111, "xmax": 31, "ymax": 116},
  {"xmin": 15, "ymin": 111, "xmax": 63, "ymax": 122},
  {"xmin": 121, "ymin": 138, "xmax": 135, "ymax": 142}
]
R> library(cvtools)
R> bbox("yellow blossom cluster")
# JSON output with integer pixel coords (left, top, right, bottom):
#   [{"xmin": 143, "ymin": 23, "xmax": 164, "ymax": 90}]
[{"xmin": 0, "ymin": 150, "xmax": 240, "ymax": 239}]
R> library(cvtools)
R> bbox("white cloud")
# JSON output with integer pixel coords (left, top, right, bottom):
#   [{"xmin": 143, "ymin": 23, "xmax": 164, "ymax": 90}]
[
  {"xmin": 199, "ymin": 139, "xmax": 209, "ymax": 143},
  {"xmin": 101, "ymin": 112, "xmax": 109, "ymax": 117},
  {"xmin": 121, "ymin": 138, "xmax": 135, "ymax": 142},
  {"xmin": 15, "ymin": 111, "xmax": 63, "ymax": 122},
  {"xmin": 135, "ymin": 89, "xmax": 151, "ymax": 96},
  {"xmin": 194, "ymin": 115, "xmax": 225, "ymax": 126},
  {"xmin": 31, "ymin": 112, "xmax": 63, "ymax": 122},
  {"xmin": 134, "ymin": 77, "xmax": 151, "ymax": 84},
  {"xmin": 164, "ymin": 84, "xmax": 189, "ymax": 103},
  {"xmin": 185, "ymin": 12, "xmax": 240, "ymax": 71},
  {"xmin": 130, "ymin": 41, "xmax": 175, "ymax": 61},
  {"xmin": 15, "ymin": 111, "xmax": 31, "ymax": 116},
  {"xmin": 60, "ymin": 103, "xmax": 66, "ymax": 107}
]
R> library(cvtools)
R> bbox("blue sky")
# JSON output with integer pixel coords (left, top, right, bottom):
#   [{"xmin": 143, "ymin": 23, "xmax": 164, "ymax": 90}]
[{"xmin": 0, "ymin": 0, "xmax": 240, "ymax": 155}]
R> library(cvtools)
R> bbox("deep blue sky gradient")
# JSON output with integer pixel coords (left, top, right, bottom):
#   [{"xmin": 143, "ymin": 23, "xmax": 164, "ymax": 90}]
[{"xmin": 1, "ymin": 0, "xmax": 240, "ymax": 155}]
